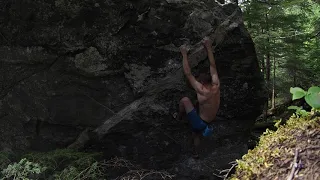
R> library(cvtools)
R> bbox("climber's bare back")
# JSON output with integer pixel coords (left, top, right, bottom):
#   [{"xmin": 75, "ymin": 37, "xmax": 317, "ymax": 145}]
[
  {"xmin": 199, "ymin": 37, "xmax": 220, "ymax": 122},
  {"xmin": 197, "ymin": 85, "xmax": 220, "ymax": 123}
]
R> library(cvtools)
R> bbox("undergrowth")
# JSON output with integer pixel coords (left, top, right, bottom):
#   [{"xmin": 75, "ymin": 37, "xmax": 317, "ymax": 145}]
[
  {"xmin": 230, "ymin": 114, "xmax": 320, "ymax": 180},
  {"xmin": 0, "ymin": 149, "xmax": 106, "ymax": 180},
  {"xmin": 0, "ymin": 149, "xmax": 175, "ymax": 180}
]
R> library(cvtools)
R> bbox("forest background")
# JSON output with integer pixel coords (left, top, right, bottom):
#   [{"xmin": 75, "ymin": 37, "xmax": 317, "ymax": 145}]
[{"xmin": 224, "ymin": 0, "xmax": 320, "ymax": 111}]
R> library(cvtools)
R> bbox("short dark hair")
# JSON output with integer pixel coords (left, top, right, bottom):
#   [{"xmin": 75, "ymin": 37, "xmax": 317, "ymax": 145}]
[{"xmin": 197, "ymin": 73, "xmax": 212, "ymax": 85}]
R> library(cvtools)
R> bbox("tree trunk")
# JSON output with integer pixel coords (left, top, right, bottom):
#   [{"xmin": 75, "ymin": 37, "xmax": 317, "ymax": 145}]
[
  {"xmin": 266, "ymin": 53, "xmax": 271, "ymax": 83},
  {"xmin": 265, "ymin": 13, "xmax": 271, "ymax": 109},
  {"xmin": 261, "ymin": 55, "xmax": 265, "ymax": 78},
  {"xmin": 265, "ymin": 14, "xmax": 271, "ymax": 84},
  {"xmin": 260, "ymin": 29, "xmax": 265, "ymax": 77},
  {"xmin": 272, "ymin": 55, "xmax": 276, "ymax": 109}
]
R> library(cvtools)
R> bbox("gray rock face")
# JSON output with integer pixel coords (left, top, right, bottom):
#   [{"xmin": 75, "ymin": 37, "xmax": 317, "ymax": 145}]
[{"xmin": 0, "ymin": 0, "xmax": 266, "ymax": 179}]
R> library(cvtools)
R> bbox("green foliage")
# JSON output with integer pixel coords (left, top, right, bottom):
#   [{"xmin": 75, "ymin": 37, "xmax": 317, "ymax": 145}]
[
  {"xmin": 290, "ymin": 87, "xmax": 306, "ymax": 100},
  {"xmin": 305, "ymin": 86, "xmax": 320, "ymax": 109},
  {"xmin": 22, "ymin": 149, "xmax": 105, "ymax": 179},
  {"xmin": 23, "ymin": 149, "xmax": 101, "ymax": 171},
  {"xmin": 287, "ymin": 106, "xmax": 309, "ymax": 117},
  {"xmin": 1, "ymin": 158, "xmax": 47, "ymax": 180},
  {"xmin": 240, "ymin": 0, "xmax": 320, "ymax": 106},
  {"xmin": 289, "ymin": 86, "xmax": 320, "ymax": 109},
  {"xmin": 0, "ymin": 149, "xmax": 106, "ymax": 180}
]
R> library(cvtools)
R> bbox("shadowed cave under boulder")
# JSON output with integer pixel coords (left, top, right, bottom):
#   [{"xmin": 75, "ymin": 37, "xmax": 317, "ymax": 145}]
[{"xmin": 0, "ymin": 0, "xmax": 266, "ymax": 179}]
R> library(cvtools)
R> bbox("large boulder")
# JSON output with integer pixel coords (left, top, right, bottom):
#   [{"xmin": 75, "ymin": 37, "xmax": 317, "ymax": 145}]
[{"xmin": 0, "ymin": 0, "xmax": 266, "ymax": 179}]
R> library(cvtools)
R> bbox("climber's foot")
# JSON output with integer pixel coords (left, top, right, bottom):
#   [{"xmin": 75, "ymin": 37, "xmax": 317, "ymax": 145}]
[
  {"xmin": 192, "ymin": 148, "xmax": 200, "ymax": 159},
  {"xmin": 173, "ymin": 112, "xmax": 178, "ymax": 119},
  {"xmin": 173, "ymin": 112, "xmax": 182, "ymax": 121},
  {"xmin": 192, "ymin": 153, "xmax": 199, "ymax": 159}
]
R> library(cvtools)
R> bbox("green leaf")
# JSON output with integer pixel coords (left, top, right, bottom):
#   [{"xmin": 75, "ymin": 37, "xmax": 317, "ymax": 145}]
[
  {"xmin": 299, "ymin": 110, "xmax": 309, "ymax": 117},
  {"xmin": 307, "ymin": 86, "xmax": 320, "ymax": 94},
  {"xmin": 305, "ymin": 91, "xmax": 320, "ymax": 109},
  {"xmin": 287, "ymin": 106, "xmax": 301, "ymax": 110},
  {"xmin": 290, "ymin": 87, "xmax": 307, "ymax": 100}
]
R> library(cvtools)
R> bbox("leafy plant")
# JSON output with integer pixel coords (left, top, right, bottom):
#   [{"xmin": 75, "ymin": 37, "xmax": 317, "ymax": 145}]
[
  {"xmin": 290, "ymin": 86, "xmax": 320, "ymax": 109},
  {"xmin": 23, "ymin": 149, "xmax": 101, "ymax": 173},
  {"xmin": 22, "ymin": 149, "xmax": 105, "ymax": 180},
  {"xmin": 287, "ymin": 106, "xmax": 309, "ymax": 117},
  {"xmin": 1, "ymin": 158, "xmax": 47, "ymax": 180}
]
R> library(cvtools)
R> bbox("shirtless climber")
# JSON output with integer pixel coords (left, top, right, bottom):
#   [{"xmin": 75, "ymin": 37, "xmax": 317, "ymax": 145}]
[{"xmin": 174, "ymin": 37, "xmax": 220, "ymax": 158}]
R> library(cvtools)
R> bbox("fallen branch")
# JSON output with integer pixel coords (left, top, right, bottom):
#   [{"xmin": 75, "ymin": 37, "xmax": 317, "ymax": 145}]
[
  {"xmin": 287, "ymin": 148, "xmax": 299, "ymax": 180},
  {"xmin": 224, "ymin": 161, "xmax": 238, "ymax": 180},
  {"xmin": 213, "ymin": 161, "xmax": 238, "ymax": 180},
  {"xmin": 102, "ymin": 157, "xmax": 175, "ymax": 180},
  {"xmin": 118, "ymin": 169, "xmax": 175, "ymax": 180},
  {"xmin": 103, "ymin": 157, "xmax": 135, "ymax": 170}
]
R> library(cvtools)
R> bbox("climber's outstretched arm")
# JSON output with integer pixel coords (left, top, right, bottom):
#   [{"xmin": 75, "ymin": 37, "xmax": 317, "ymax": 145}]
[
  {"xmin": 203, "ymin": 37, "xmax": 220, "ymax": 87},
  {"xmin": 180, "ymin": 45, "xmax": 205, "ymax": 95}
]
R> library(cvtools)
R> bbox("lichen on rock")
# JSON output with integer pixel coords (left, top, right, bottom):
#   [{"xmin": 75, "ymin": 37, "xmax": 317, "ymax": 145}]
[
  {"xmin": 124, "ymin": 63, "xmax": 152, "ymax": 94},
  {"xmin": 73, "ymin": 47, "xmax": 108, "ymax": 76}
]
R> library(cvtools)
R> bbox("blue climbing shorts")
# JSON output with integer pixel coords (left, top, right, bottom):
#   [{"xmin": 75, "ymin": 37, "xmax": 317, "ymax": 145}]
[{"xmin": 187, "ymin": 109, "xmax": 213, "ymax": 137}]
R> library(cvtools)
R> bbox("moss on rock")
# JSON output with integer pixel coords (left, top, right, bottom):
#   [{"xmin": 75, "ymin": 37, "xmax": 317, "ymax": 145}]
[{"xmin": 231, "ymin": 115, "xmax": 320, "ymax": 180}]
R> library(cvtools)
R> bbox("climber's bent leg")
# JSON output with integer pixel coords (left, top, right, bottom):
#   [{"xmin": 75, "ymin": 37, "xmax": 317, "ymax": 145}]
[
  {"xmin": 176, "ymin": 97, "xmax": 194, "ymax": 120},
  {"xmin": 178, "ymin": 97, "xmax": 208, "ymax": 131}
]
